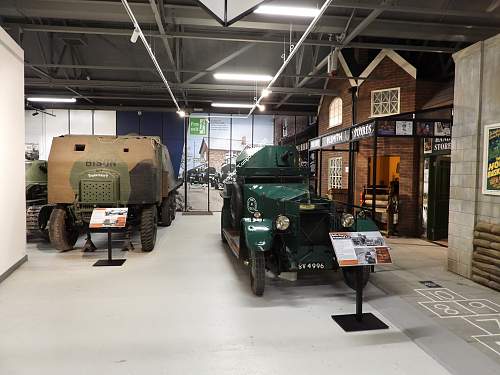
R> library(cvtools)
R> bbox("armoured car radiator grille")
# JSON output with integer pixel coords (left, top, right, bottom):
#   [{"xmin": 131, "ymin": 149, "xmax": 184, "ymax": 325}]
[
  {"xmin": 299, "ymin": 212, "xmax": 331, "ymax": 246},
  {"xmin": 80, "ymin": 180, "xmax": 116, "ymax": 203}
]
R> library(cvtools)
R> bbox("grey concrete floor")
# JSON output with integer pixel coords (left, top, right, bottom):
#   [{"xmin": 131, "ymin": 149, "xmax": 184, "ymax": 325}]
[{"xmin": 0, "ymin": 214, "xmax": 499, "ymax": 374}]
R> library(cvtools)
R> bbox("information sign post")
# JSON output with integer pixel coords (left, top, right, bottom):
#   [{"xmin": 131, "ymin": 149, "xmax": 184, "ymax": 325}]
[{"xmin": 90, "ymin": 208, "xmax": 128, "ymax": 267}]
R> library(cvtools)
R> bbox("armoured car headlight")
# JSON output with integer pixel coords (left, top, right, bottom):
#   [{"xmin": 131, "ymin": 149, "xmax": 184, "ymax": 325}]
[
  {"xmin": 253, "ymin": 211, "xmax": 261, "ymax": 219},
  {"xmin": 341, "ymin": 213, "xmax": 355, "ymax": 228},
  {"xmin": 275, "ymin": 215, "xmax": 290, "ymax": 231}
]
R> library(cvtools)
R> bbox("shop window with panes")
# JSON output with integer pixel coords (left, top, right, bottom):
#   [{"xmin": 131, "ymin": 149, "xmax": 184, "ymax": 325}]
[
  {"xmin": 371, "ymin": 87, "xmax": 400, "ymax": 117},
  {"xmin": 328, "ymin": 157, "xmax": 343, "ymax": 190},
  {"xmin": 329, "ymin": 97, "xmax": 342, "ymax": 128}
]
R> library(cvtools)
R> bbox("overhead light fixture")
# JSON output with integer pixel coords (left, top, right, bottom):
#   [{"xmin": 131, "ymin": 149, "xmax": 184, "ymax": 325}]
[
  {"xmin": 211, "ymin": 103, "xmax": 254, "ymax": 109},
  {"xmin": 257, "ymin": 104, "xmax": 265, "ymax": 112},
  {"xmin": 254, "ymin": 5, "xmax": 320, "ymax": 18},
  {"xmin": 262, "ymin": 89, "xmax": 272, "ymax": 97},
  {"xmin": 27, "ymin": 97, "xmax": 76, "ymax": 103},
  {"xmin": 176, "ymin": 110, "xmax": 186, "ymax": 118},
  {"xmin": 130, "ymin": 27, "xmax": 140, "ymax": 43},
  {"xmin": 213, "ymin": 73, "xmax": 273, "ymax": 82}
]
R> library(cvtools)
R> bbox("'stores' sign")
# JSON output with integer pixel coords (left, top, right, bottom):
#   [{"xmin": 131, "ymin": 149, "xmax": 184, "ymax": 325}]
[{"xmin": 483, "ymin": 123, "xmax": 500, "ymax": 195}]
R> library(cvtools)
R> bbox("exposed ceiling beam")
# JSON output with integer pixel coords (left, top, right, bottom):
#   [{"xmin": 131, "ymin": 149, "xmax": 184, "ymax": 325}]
[
  {"xmin": 331, "ymin": 0, "xmax": 500, "ymax": 19},
  {"xmin": 25, "ymin": 78, "xmax": 340, "ymax": 96},
  {"xmin": 1, "ymin": 2, "xmax": 498, "ymax": 42},
  {"xmin": 277, "ymin": 5, "xmax": 383, "ymax": 109},
  {"xmin": 148, "ymin": 0, "xmax": 178, "ymax": 81},
  {"xmin": 24, "ymin": 92, "xmax": 318, "ymax": 107},
  {"xmin": 183, "ymin": 43, "xmax": 256, "ymax": 84},
  {"xmin": 5, "ymin": 23, "xmax": 457, "ymax": 53},
  {"xmin": 275, "ymin": 54, "xmax": 330, "ymax": 109},
  {"xmin": 487, "ymin": 0, "xmax": 500, "ymax": 12},
  {"xmin": 25, "ymin": 63, "xmax": 382, "ymax": 80}
]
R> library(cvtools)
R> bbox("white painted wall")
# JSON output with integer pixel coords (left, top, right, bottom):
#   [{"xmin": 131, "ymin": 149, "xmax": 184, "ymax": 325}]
[
  {"xmin": 0, "ymin": 27, "xmax": 26, "ymax": 277},
  {"xmin": 25, "ymin": 109, "xmax": 116, "ymax": 160}
]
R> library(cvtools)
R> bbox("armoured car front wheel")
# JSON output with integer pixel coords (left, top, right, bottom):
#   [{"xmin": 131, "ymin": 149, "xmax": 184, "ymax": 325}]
[
  {"xmin": 342, "ymin": 266, "xmax": 370, "ymax": 290},
  {"xmin": 250, "ymin": 251, "xmax": 265, "ymax": 296},
  {"xmin": 48, "ymin": 207, "xmax": 79, "ymax": 251},
  {"xmin": 140, "ymin": 206, "xmax": 157, "ymax": 252},
  {"xmin": 169, "ymin": 194, "xmax": 176, "ymax": 221}
]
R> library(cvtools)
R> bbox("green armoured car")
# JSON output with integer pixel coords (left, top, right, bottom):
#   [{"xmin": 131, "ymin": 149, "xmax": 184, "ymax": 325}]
[
  {"xmin": 25, "ymin": 160, "xmax": 54, "ymax": 239},
  {"xmin": 47, "ymin": 135, "xmax": 182, "ymax": 252},
  {"xmin": 221, "ymin": 145, "xmax": 378, "ymax": 296}
]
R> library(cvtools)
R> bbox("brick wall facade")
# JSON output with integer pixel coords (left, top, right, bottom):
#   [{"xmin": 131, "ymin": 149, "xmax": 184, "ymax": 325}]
[{"xmin": 316, "ymin": 54, "xmax": 441, "ymax": 236}]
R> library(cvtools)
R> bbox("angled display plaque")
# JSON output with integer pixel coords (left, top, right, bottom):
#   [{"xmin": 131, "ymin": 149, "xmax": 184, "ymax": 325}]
[{"xmin": 196, "ymin": 0, "xmax": 266, "ymax": 26}]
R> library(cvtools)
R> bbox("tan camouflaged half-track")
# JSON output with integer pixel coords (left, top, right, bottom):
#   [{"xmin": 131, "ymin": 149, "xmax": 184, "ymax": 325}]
[{"xmin": 47, "ymin": 134, "xmax": 181, "ymax": 252}]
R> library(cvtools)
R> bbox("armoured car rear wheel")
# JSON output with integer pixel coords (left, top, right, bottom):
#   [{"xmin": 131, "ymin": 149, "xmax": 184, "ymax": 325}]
[
  {"xmin": 342, "ymin": 266, "xmax": 370, "ymax": 290},
  {"xmin": 140, "ymin": 206, "xmax": 157, "ymax": 252},
  {"xmin": 48, "ymin": 207, "xmax": 79, "ymax": 251},
  {"xmin": 250, "ymin": 251, "xmax": 265, "ymax": 296},
  {"xmin": 159, "ymin": 198, "xmax": 172, "ymax": 227}
]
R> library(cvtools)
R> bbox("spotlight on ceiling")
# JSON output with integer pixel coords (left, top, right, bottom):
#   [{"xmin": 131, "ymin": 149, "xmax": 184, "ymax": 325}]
[
  {"xmin": 262, "ymin": 89, "xmax": 272, "ymax": 97},
  {"xmin": 27, "ymin": 97, "xmax": 76, "ymax": 103},
  {"xmin": 130, "ymin": 27, "xmax": 140, "ymax": 43},
  {"xmin": 257, "ymin": 104, "xmax": 266, "ymax": 112},
  {"xmin": 211, "ymin": 103, "xmax": 254, "ymax": 109},
  {"xmin": 32, "ymin": 111, "xmax": 39, "ymax": 117},
  {"xmin": 213, "ymin": 73, "xmax": 273, "ymax": 82},
  {"xmin": 176, "ymin": 110, "xmax": 186, "ymax": 118},
  {"xmin": 254, "ymin": 5, "xmax": 320, "ymax": 18}
]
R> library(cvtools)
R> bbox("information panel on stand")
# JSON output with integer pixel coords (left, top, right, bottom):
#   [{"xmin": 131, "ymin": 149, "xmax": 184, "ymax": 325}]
[
  {"xmin": 89, "ymin": 208, "xmax": 128, "ymax": 229},
  {"xmin": 329, "ymin": 231, "xmax": 392, "ymax": 267}
]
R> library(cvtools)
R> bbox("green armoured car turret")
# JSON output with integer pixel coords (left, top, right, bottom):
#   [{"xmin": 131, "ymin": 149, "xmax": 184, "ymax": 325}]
[
  {"xmin": 25, "ymin": 160, "xmax": 54, "ymax": 239},
  {"xmin": 47, "ymin": 135, "xmax": 182, "ymax": 251},
  {"xmin": 221, "ymin": 145, "xmax": 379, "ymax": 296}
]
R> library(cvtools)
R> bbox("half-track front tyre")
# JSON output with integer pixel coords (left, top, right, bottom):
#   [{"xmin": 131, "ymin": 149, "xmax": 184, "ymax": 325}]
[
  {"xmin": 250, "ymin": 251, "xmax": 265, "ymax": 296},
  {"xmin": 342, "ymin": 266, "xmax": 370, "ymax": 290},
  {"xmin": 48, "ymin": 207, "xmax": 79, "ymax": 251},
  {"xmin": 140, "ymin": 206, "xmax": 158, "ymax": 252}
]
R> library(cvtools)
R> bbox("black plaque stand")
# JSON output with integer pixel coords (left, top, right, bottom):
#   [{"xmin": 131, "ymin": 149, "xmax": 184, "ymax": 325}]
[
  {"xmin": 93, "ymin": 228, "xmax": 126, "ymax": 267},
  {"xmin": 332, "ymin": 266, "xmax": 388, "ymax": 332}
]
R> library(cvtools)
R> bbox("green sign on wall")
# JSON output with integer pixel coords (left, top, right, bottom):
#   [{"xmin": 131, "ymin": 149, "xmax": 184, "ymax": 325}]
[
  {"xmin": 483, "ymin": 123, "xmax": 500, "ymax": 195},
  {"xmin": 190, "ymin": 118, "xmax": 208, "ymax": 135}
]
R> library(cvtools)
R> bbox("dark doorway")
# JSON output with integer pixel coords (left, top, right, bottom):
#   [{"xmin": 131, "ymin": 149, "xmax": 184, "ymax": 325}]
[{"xmin": 427, "ymin": 156, "xmax": 451, "ymax": 241}]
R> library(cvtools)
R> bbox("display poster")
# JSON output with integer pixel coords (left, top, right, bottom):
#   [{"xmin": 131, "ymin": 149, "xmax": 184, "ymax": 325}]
[
  {"xmin": 423, "ymin": 138, "xmax": 433, "ymax": 154},
  {"xmin": 89, "ymin": 208, "xmax": 128, "ymax": 228},
  {"xmin": 25, "ymin": 143, "xmax": 39, "ymax": 161},
  {"xmin": 483, "ymin": 123, "xmax": 500, "ymax": 195},
  {"xmin": 329, "ymin": 231, "xmax": 392, "ymax": 267},
  {"xmin": 377, "ymin": 121, "xmax": 396, "ymax": 136},
  {"xmin": 396, "ymin": 121, "xmax": 413, "ymax": 136},
  {"xmin": 189, "ymin": 117, "xmax": 208, "ymax": 135},
  {"xmin": 416, "ymin": 122, "xmax": 434, "ymax": 136},
  {"xmin": 434, "ymin": 122, "xmax": 452, "ymax": 136}
]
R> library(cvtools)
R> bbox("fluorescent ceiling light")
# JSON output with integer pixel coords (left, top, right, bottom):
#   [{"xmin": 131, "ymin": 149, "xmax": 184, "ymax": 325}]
[
  {"xmin": 254, "ymin": 5, "xmax": 320, "ymax": 18},
  {"xmin": 213, "ymin": 73, "xmax": 273, "ymax": 82},
  {"xmin": 27, "ymin": 97, "xmax": 76, "ymax": 103},
  {"xmin": 211, "ymin": 103, "xmax": 254, "ymax": 109}
]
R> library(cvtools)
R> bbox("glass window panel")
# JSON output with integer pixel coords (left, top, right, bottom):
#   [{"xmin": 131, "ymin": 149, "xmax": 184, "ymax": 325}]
[{"xmin": 253, "ymin": 115, "xmax": 274, "ymax": 146}]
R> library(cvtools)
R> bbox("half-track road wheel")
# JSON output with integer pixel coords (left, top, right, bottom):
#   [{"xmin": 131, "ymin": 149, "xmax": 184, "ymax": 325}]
[
  {"xmin": 169, "ymin": 193, "xmax": 176, "ymax": 221},
  {"xmin": 342, "ymin": 266, "xmax": 370, "ymax": 290},
  {"xmin": 48, "ymin": 207, "xmax": 79, "ymax": 251},
  {"xmin": 159, "ymin": 197, "xmax": 172, "ymax": 227},
  {"xmin": 250, "ymin": 251, "xmax": 265, "ymax": 296},
  {"xmin": 140, "ymin": 205, "xmax": 158, "ymax": 252}
]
